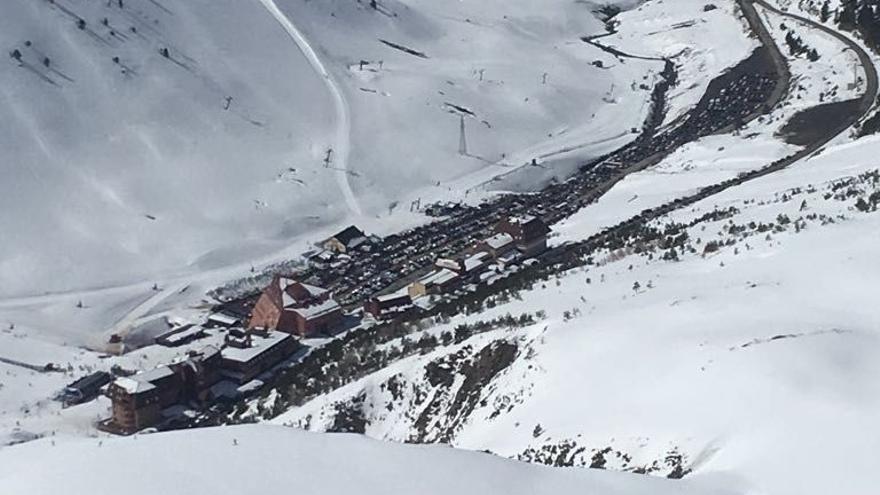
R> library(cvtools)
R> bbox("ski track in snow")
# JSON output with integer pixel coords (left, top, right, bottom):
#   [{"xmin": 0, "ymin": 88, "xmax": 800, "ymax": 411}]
[{"xmin": 257, "ymin": 0, "xmax": 363, "ymax": 216}]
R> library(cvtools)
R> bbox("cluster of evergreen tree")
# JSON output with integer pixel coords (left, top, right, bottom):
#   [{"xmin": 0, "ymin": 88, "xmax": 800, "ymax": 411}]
[
  {"xmin": 784, "ymin": 30, "xmax": 820, "ymax": 61},
  {"xmin": 836, "ymin": 0, "xmax": 880, "ymax": 52}
]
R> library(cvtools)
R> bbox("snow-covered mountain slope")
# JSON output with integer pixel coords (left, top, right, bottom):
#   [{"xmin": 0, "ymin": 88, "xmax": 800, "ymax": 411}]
[
  {"xmin": 270, "ymin": 131, "xmax": 880, "ymax": 494},
  {"xmin": 9, "ymin": 1, "xmax": 879, "ymax": 493},
  {"xmin": 0, "ymin": 424, "xmax": 741, "ymax": 495},
  {"xmin": 0, "ymin": 0, "xmax": 759, "ymax": 346},
  {"xmin": 250, "ymin": 2, "xmax": 880, "ymax": 491},
  {"xmin": 1, "ymin": 0, "xmax": 652, "ymax": 299},
  {"xmin": 268, "ymin": 0, "xmax": 648, "ymax": 200},
  {"xmin": 610, "ymin": 0, "xmax": 760, "ymax": 127},
  {"xmin": 1, "ymin": 0, "xmax": 344, "ymax": 297}
]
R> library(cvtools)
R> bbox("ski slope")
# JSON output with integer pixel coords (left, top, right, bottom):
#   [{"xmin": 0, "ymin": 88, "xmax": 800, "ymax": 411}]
[
  {"xmin": 0, "ymin": 0, "xmax": 341, "ymax": 298},
  {"xmin": 0, "ymin": 0, "xmax": 763, "ymax": 346},
  {"xmin": 0, "ymin": 0, "xmax": 668, "ymax": 301},
  {"xmin": 257, "ymin": 0, "xmax": 362, "ymax": 216}
]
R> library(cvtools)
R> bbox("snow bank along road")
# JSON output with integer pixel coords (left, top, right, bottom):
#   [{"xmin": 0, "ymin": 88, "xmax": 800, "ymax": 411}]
[{"xmin": 256, "ymin": 0, "xmax": 363, "ymax": 217}]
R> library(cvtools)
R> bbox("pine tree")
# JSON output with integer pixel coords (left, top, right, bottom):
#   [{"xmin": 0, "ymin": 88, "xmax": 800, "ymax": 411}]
[
  {"xmin": 838, "ymin": 0, "xmax": 858, "ymax": 29},
  {"xmin": 820, "ymin": 1, "xmax": 831, "ymax": 23}
]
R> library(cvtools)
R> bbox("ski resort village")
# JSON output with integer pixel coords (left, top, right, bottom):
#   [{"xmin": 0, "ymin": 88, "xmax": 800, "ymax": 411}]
[
  {"xmin": 91, "ymin": 215, "xmax": 551, "ymax": 434},
  {"xmin": 3, "ymin": 0, "xmax": 880, "ymax": 494}
]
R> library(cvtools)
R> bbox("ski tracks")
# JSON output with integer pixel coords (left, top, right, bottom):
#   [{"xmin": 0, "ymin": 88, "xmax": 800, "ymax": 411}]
[{"xmin": 257, "ymin": 0, "xmax": 363, "ymax": 216}]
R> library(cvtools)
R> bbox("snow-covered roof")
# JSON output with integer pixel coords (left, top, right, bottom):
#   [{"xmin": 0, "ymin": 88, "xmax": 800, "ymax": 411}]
[
  {"xmin": 162, "ymin": 325, "xmax": 205, "ymax": 345},
  {"xmin": 290, "ymin": 298, "xmax": 341, "ymax": 320},
  {"xmin": 113, "ymin": 376, "xmax": 156, "ymax": 395},
  {"xmin": 485, "ymin": 233, "xmax": 514, "ymax": 250},
  {"xmin": 197, "ymin": 345, "xmax": 221, "ymax": 360},
  {"xmin": 298, "ymin": 282, "xmax": 329, "ymax": 298},
  {"xmin": 136, "ymin": 366, "xmax": 175, "ymax": 383},
  {"xmin": 112, "ymin": 364, "xmax": 177, "ymax": 395},
  {"xmin": 463, "ymin": 252, "xmax": 490, "ymax": 272},
  {"xmin": 278, "ymin": 278, "xmax": 331, "ymax": 309},
  {"xmin": 347, "ymin": 236, "xmax": 368, "ymax": 249},
  {"xmin": 281, "ymin": 290, "xmax": 297, "ymax": 309},
  {"xmin": 510, "ymin": 215, "xmax": 535, "ymax": 224},
  {"xmin": 376, "ymin": 291, "xmax": 410, "ymax": 303},
  {"xmin": 498, "ymin": 252, "xmax": 520, "ymax": 264},
  {"xmin": 418, "ymin": 268, "xmax": 458, "ymax": 286},
  {"xmin": 221, "ymin": 331, "xmax": 293, "ymax": 363},
  {"xmin": 207, "ymin": 312, "xmax": 239, "ymax": 326},
  {"xmin": 435, "ymin": 258, "xmax": 460, "ymax": 271}
]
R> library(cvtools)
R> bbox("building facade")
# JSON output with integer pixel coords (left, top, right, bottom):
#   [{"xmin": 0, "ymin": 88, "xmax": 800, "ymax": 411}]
[
  {"xmin": 104, "ymin": 347, "xmax": 222, "ymax": 434},
  {"xmin": 495, "ymin": 216, "xmax": 550, "ymax": 257},
  {"xmin": 364, "ymin": 293, "xmax": 413, "ymax": 320},
  {"xmin": 321, "ymin": 225, "xmax": 368, "ymax": 254},
  {"xmin": 248, "ymin": 276, "xmax": 343, "ymax": 337},
  {"xmin": 220, "ymin": 329, "xmax": 299, "ymax": 383}
]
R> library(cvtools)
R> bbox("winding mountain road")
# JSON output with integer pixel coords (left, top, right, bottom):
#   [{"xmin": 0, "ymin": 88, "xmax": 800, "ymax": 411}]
[
  {"xmin": 257, "ymin": 0, "xmax": 363, "ymax": 217},
  {"xmin": 555, "ymin": 0, "xmax": 879, "ymax": 259},
  {"xmin": 745, "ymin": 0, "xmax": 877, "ymax": 169}
]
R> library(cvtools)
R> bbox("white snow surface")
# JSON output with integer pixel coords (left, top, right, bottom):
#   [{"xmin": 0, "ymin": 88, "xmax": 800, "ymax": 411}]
[
  {"xmin": 0, "ymin": 0, "xmax": 654, "ymax": 299},
  {"xmin": 276, "ymin": 132, "xmax": 880, "ymax": 495},
  {"xmin": 264, "ymin": 9, "xmax": 880, "ymax": 490},
  {"xmin": 0, "ymin": 0, "xmax": 758, "ymax": 347},
  {"xmin": 0, "ymin": 424, "xmax": 739, "ymax": 495},
  {"xmin": 1, "ymin": 0, "xmax": 340, "ymax": 297},
  {"xmin": 6, "ymin": 2, "xmax": 879, "ymax": 495}
]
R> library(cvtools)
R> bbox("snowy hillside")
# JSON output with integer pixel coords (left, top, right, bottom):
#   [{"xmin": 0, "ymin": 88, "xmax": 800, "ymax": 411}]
[
  {"xmin": 5, "ymin": 0, "xmax": 880, "ymax": 494},
  {"xmin": 0, "ymin": 424, "xmax": 740, "ymax": 495},
  {"xmin": 230, "ymin": 1, "xmax": 880, "ymax": 494},
  {"xmin": 1, "ymin": 0, "xmax": 341, "ymax": 297},
  {"xmin": 271, "ymin": 133, "xmax": 880, "ymax": 494},
  {"xmin": 0, "ymin": 0, "xmax": 663, "ymax": 299},
  {"xmin": 0, "ymin": 0, "xmax": 758, "ymax": 347}
]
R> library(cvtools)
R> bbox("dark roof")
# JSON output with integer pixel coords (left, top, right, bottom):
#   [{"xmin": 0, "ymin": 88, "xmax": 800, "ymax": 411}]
[
  {"xmin": 371, "ymin": 293, "xmax": 412, "ymax": 307},
  {"xmin": 67, "ymin": 371, "xmax": 112, "ymax": 391},
  {"xmin": 331, "ymin": 225, "xmax": 366, "ymax": 246}
]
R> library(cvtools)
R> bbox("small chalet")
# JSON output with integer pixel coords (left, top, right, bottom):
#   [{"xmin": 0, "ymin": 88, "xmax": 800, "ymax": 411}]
[
  {"xmin": 436, "ymin": 251, "xmax": 491, "ymax": 275},
  {"xmin": 462, "ymin": 251, "xmax": 491, "ymax": 274},
  {"xmin": 495, "ymin": 215, "xmax": 550, "ymax": 257},
  {"xmin": 220, "ymin": 328, "xmax": 299, "ymax": 384},
  {"xmin": 204, "ymin": 311, "xmax": 241, "ymax": 329},
  {"xmin": 478, "ymin": 232, "xmax": 516, "ymax": 259},
  {"xmin": 364, "ymin": 292, "xmax": 413, "ymax": 320},
  {"xmin": 408, "ymin": 268, "xmax": 459, "ymax": 299},
  {"xmin": 248, "ymin": 276, "xmax": 343, "ymax": 337},
  {"xmin": 321, "ymin": 225, "xmax": 369, "ymax": 254},
  {"xmin": 307, "ymin": 249, "xmax": 336, "ymax": 269}
]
